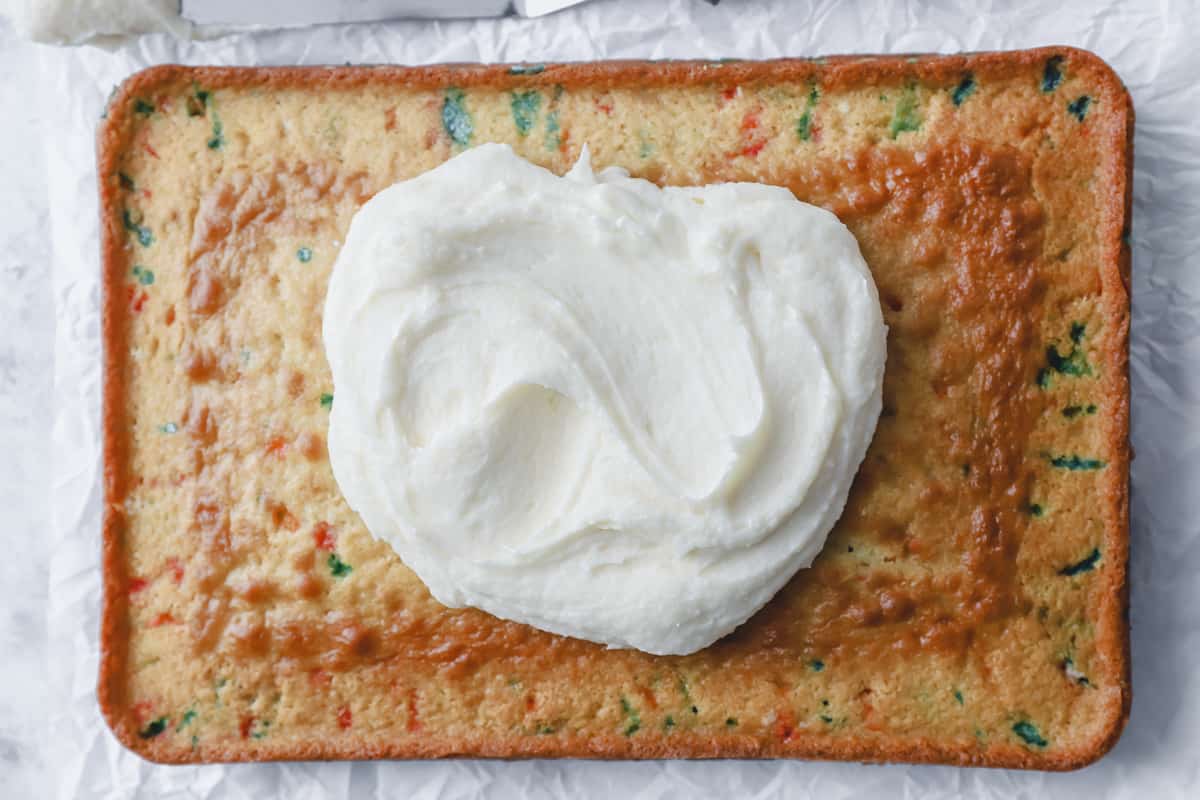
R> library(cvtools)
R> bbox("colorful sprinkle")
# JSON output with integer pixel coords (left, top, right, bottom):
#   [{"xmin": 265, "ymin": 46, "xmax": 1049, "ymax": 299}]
[
  {"xmin": 328, "ymin": 553, "xmax": 353, "ymax": 578},
  {"xmin": 442, "ymin": 88, "xmax": 473, "ymax": 147},
  {"xmin": 132, "ymin": 265, "xmax": 155, "ymax": 285},
  {"xmin": 810, "ymin": 659, "xmax": 825, "ymax": 672},
  {"xmin": 176, "ymin": 709, "xmax": 197, "ymax": 731},
  {"xmin": 1062, "ymin": 404, "xmax": 1098, "ymax": 418},
  {"xmin": 122, "ymin": 209, "xmax": 154, "ymax": 247},
  {"xmin": 510, "ymin": 90, "xmax": 542, "ymax": 136},
  {"xmin": 1042, "ymin": 56, "xmax": 1064, "ymax": 93},
  {"xmin": 725, "ymin": 717, "xmax": 738, "ymax": 728},
  {"xmin": 297, "ymin": 247, "xmax": 313, "ymax": 263},
  {"xmin": 889, "ymin": 86, "xmax": 921, "ymax": 138},
  {"xmin": 320, "ymin": 393, "xmax": 334, "ymax": 409},
  {"xmin": 796, "ymin": 85, "xmax": 819, "ymax": 141},
  {"xmin": 118, "ymin": 172, "xmax": 136, "ymax": 191},
  {"xmin": 312, "ymin": 521, "xmax": 336, "ymax": 551},
  {"xmin": 953, "ymin": 690, "xmax": 964, "ymax": 705},
  {"xmin": 134, "ymin": 99, "xmax": 155, "ymax": 115},
  {"xmin": 1059, "ymin": 548, "xmax": 1101, "ymax": 576},
  {"xmin": 138, "ymin": 717, "xmax": 168, "ymax": 739},
  {"xmin": 509, "ymin": 64, "xmax": 545, "ymax": 75},
  {"xmin": 1067, "ymin": 95, "xmax": 1092, "ymax": 122},
  {"xmin": 620, "ymin": 696, "xmax": 641, "ymax": 735},
  {"xmin": 951, "ymin": 74, "xmax": 976, "ymax": 107},
  {"xmin": 544, "ymin": 110, "xmax": 561, "ymax": 151},
  {"xmin": 1012, "ymin": 720, "xmax": 1048, "ymax": 748},
  {"xmin": 1048, "ymin": 454, "xmax": 1105, "ymax": 471},
  {"xmin": 207, "ymin": 116, "xmax": 224, "ymax": 150},
  {"xmin": 158, "ymin": 422, "xmax": 178, "ymax": 434}
]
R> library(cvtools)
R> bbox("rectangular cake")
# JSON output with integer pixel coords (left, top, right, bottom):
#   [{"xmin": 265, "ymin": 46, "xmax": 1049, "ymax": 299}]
[{"xmin": 97, "ymin": 48, "xmax": 1132, "ymax": 769}]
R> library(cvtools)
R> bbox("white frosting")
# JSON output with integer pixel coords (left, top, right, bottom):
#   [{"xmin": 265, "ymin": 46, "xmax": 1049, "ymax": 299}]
[{"xmin": 324, "ymin": 144, "xmax": 886, "ymax": 655}]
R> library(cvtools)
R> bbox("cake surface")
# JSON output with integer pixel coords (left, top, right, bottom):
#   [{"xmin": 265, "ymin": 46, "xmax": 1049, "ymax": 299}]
[{"xmin": 97, "ymin": 50, "xmax": 1132, "ymax": 769}]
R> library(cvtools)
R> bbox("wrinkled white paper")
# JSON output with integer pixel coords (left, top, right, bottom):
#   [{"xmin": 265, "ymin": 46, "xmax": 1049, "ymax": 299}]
[{"xmin": 24, "ymin": 0, "xmax": 1200, "ymax": 796}]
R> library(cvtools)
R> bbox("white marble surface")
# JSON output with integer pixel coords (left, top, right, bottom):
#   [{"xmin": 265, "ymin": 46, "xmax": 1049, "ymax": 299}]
[{"xmin": 2, "ymin": 1, "xmax": 1200, "ymax": 797}]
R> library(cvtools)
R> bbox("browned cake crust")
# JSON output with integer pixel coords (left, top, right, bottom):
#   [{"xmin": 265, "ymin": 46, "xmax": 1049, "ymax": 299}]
[{"xmin": 97, "ymin": 49, "xmax": 1132, "ymax": 769}]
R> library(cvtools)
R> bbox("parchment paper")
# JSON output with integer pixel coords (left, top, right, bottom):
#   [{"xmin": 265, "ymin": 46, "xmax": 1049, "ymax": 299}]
[{"xmin": 24, "ymin": 0, "xmax": 1200, "ymax": 796}]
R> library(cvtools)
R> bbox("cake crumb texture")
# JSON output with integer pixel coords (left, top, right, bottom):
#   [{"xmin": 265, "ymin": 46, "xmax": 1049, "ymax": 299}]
[{"xmin": 98, "ymin": 50, "xmax": 1131, "ymax": 768}]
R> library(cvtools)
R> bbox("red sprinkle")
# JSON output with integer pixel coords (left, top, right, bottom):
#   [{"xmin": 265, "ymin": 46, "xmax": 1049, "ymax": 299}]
[
  {"xmin": 406, "ymin": 689, "xmax": 422, "ymax": 733},
  {"xmin": 132, "ymin": 700, "xmax": 153, "ymax": 723},
  {"xmin": 525, "ymin": 694, "xmax": 536, "ymax": 712},
  {"xmin": 147, "ymin": 612, "xmax": 179, "ymax": 627},
  {"xmin": 239, "ymin": 715, "xmax": 254, "ymax": 739},
  {"xmin": 595, "ymin": 98, "xmax": 614, "ymax": 115},
  {"xmin": 309, "ymin": 669, "xmax": 332, "ymax": 688},
  {"xmin": 337, "ymin": 706, "xmax": 353, "ymax": 730},
  {"xmin": 384, "ymin": 107, "xmax": 397, "ymax": 132},
  {"xmin": 164, "ymin": 305, "xmax": 175, "ymax": 326},
  {"xmin": 265, "ymin": 436, "xmax": 288, "ymax": 458},
  {"xmin": 144, "ymin": 142, "xmax": 160, "ymax": 159},
  {"xmin": 166, "ymin": 557, "xmax": 184, "ymax": 584},
  {"xmin": 128, "ymin": 285, "xmax": 149, "ymax": 313},
  {"xmin": 129, "ymin": 577, "xmax": 149, "ymax": 594},
  {"xmin": 774, "ymin": 708, "xmax": 796, "ymax": 741},
  {"xmin": 312, "ymin": 522, "xmax": 336, "ymax": 552},
  {"xmin": 721, "ymin": 85, "xmax": 739, "ymax": 103}
]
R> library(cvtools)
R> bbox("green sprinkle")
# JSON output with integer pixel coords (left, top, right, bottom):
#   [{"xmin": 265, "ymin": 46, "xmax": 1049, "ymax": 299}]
[
  {"xmin": 122, "ymin": 209, "xmax": 154, "ymax": 247},
  {"xmin": 889, "ymin": 86, "xmax": 921, "ymax": 138},
  {"xmin": 1062, "ymin": 404, "xmax": 1098, "ymax": 418},
  {"xmin": 207, "ymin": 116, "xmax": 224, "ymax": 150},
  {"xmin": 251, "ymin": 720, "xmax": 270, "ymax": 740},
  {"xmin": 134, "ymin": 99, "xmax": 155, "ymax": 115},
  {"xmin": 510, "ymin": 90, "xmax": 542, "ymax": 136},
  {"xmin": 1067, "ymin": 95, "xmax": 1091, "ymax": 121},
  {"xmin": 1048, "ymin": 454, "xmax": 1105, "ymax": 471},
  {"xmin": 544, "ymin": 111, "xmax": 561, "ymax": 151},
  {"xmin": 118, "ymin": 172, "xmax": 136, "ymax": 191},
  {"xmin": 953, "ymin": 690, "xmax": 964, "ymax": 705},
  {"xmin": 328, "ymin": 553, "xmax": 353, "ymax": 578},
  {"xmin": 442, "ymin": 88, "xmax": 473, "ymax": 147},
  {"xmin": 664, "ymin": 715, "xmax": 675, "ymax": 730},
  {"xmin": 638, "ymin": 131, "xmax": 654, "ymax": 159},
  {"xmin": 535, "ymin": 723, "xmax": 557, "ymax": 735},
  {"xmin": 725, "ymin": 717, "xmax": 738, "ymax": 728},
  {"xmin": 176, "ymin": 709, "xmax": 197, "ymax": 732},
  {"xmin": 139, "ymin": 717, "xmax": 168, "ymax": 739},
  {"xmin": 1012, "ymin": 720, "xmax": 1047, "ymax": 748},
  {"xmin": 1059, "ymin": 547, "xmax": 1101, "ymax": 576},
  {"xmin": 297, "ymin": 247, "xmax": 313, "ymax": 263},
  {"xmin": 159, "ymin": 422, "xmax": 178, "ymax": 434},
  {"xmin": 186, "ymin": 89, "xmax": 208, "ymax": 117},
  {"xmin": 819, "ymin": 714, "xmax": 833, "ymax": 724},
  {"xmin": 809, "ymin": 659, "xmax": 825, "ymax": 672},
  {"xmin": 796, "ymin": 85, "xmax": 820, "ymax": 141},
  {"xmin": 1026, "ymin": 503, "xmax": 1044, "ymax": 517},
  {"xmin": 509, "ymin": 64, "xmax": 545, "ymax": 75},
  {"xmin": 620, "ymin": 696, "xmax": 641, "ymax": 736},
  {"xmin": 1039, "ymin": 329, "xmax": 1091, "ymax": 385},
  {"xmin": 320, "ymin": 393, "xmax": 334, "ymax": 409},
  {"xmin": 190, "ymin": 734, "xmax": 198, "ymax": 748},
  {"xmin": 951, "ymin": 74, "xmax": 976, "ymax": 106},
  {"xmin": 132, "ymin": 265, "xmax": 155, "ymax": 285},
  {"xmin": 1042, "ymin": 56, "xmax": 1064, "ymax": 93}
]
